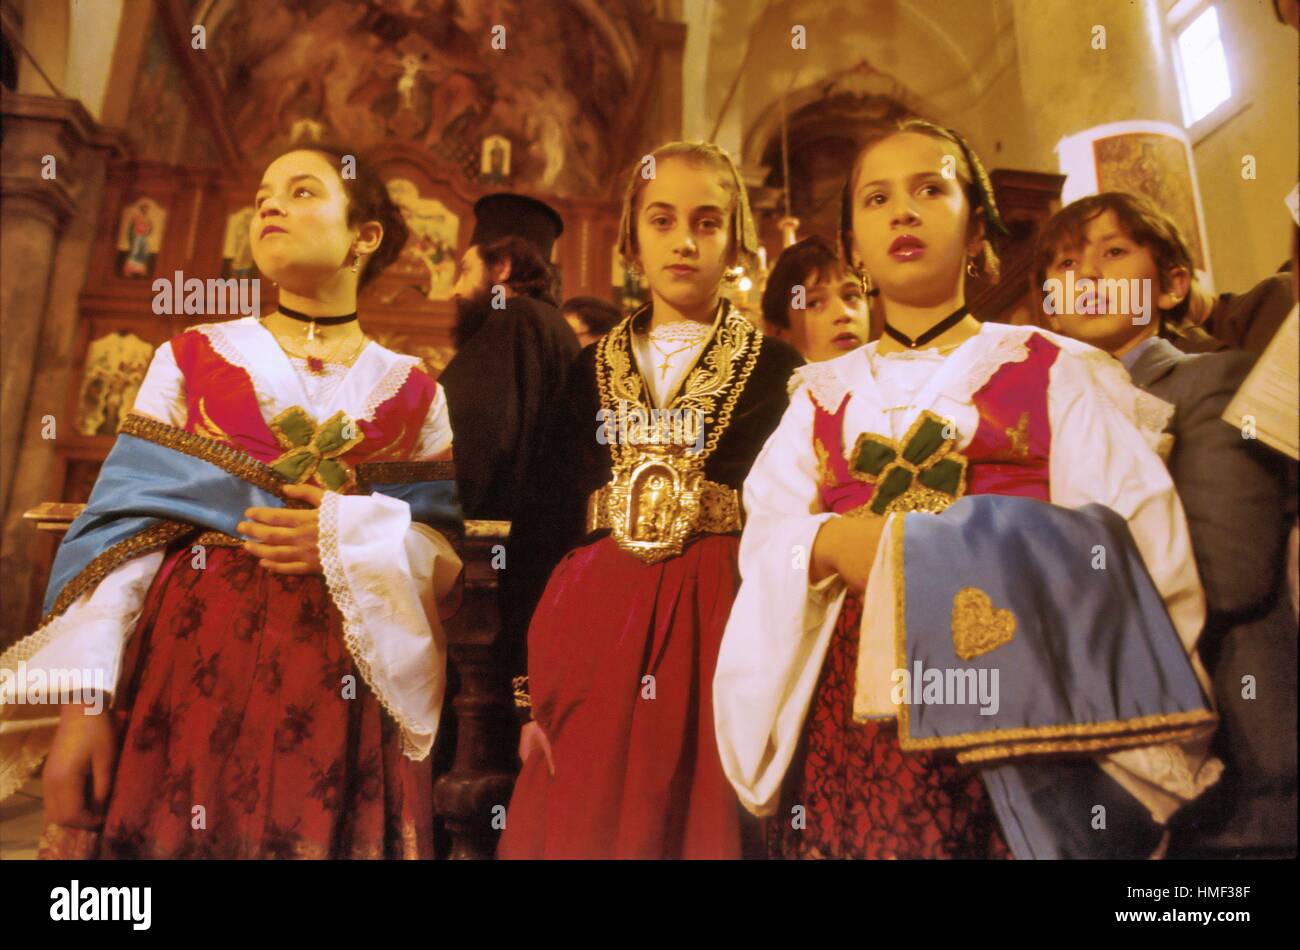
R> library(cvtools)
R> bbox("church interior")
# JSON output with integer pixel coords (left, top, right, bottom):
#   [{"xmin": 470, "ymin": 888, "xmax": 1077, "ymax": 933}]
[{"xmin": 0, "ymin": 0, "xmax": 1296, "ymax": 864}]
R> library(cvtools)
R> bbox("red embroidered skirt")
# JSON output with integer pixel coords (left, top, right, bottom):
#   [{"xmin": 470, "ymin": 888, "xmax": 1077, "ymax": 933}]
[
  {"xmin": 40, "ymin": 542, "xmax": 433, "ymax": 859},
  {"xmin": 767, "ymin": 592, "xmax": 1010, "ymax": 860},
  {"xmin": 498, "ymin": 535, "xmax": 744, "ymax": 859}
]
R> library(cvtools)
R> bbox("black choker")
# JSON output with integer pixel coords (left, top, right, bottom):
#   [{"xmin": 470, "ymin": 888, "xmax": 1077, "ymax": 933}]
[
  {"xmin": 883, "ymin": 306, "xmax": 970, "ymax": 349},
  {"xmin": 276, "ymin": 304, "xmax": 357, "ymax": 326}
]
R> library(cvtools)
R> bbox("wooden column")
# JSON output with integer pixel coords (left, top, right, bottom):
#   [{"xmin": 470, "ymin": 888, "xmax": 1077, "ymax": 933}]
[{"xmin": 434, "ymin": 519, "xmax": 519, "ymax": 859}]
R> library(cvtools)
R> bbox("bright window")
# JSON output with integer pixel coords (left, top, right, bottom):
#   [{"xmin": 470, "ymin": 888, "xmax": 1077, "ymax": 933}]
[{"xmin": 1174, "ymin": 5, "xmax": 1232, "ymax": 125}]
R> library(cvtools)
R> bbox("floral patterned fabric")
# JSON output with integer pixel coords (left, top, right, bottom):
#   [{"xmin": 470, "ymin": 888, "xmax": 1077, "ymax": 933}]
[
  {"xmin": 766, "ymin": 591, "xmax": 1010, "ymax": 860},
  {"xmin": 40, "ymin": 541, "xmax": 432, "ymax": 860}
]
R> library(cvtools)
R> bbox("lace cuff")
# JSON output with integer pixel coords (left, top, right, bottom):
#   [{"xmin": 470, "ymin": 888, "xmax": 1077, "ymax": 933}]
[{"xmin": 318, "ymin": 491, "xmax": 458, "ymax": 761}]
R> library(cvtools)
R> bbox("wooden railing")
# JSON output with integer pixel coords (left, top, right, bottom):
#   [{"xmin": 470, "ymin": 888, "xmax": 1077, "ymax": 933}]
[{"xmin": 23, "ymin": 502, "xmax": 517, "ymax": 860}]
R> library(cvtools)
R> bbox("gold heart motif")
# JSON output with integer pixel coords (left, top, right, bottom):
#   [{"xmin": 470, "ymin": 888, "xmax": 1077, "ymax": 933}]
[{"xmin": 951, "ymin": 587, "xmax": 1016, "ymax": 660}]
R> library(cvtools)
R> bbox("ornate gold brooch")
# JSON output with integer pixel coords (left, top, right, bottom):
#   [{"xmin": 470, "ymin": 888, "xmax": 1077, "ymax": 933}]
[{"xmin": 589, "ymin": 446, "xmax": 718, "ymax": 564}]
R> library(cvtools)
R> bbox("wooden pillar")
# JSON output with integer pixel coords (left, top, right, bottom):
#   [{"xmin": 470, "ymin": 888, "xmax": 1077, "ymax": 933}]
[{"xmin": 434, "ymin": 520, "xmax": 518, "ymax": 859}]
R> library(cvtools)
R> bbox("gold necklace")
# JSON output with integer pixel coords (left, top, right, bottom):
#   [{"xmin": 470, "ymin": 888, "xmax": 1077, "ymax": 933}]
[
  {"xmin": 649, "ymin": 337, "xmax": 699, "ymax": 377},
  {"xmin": 267, "ymin": 323, "xmax": 369, "ymax": 374}
]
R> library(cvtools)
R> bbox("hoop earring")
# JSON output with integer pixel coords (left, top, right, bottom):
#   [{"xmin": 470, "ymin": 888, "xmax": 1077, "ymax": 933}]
[{"xmin": 966, "ymin": 256, "xmax": 979, "ymax": 278}]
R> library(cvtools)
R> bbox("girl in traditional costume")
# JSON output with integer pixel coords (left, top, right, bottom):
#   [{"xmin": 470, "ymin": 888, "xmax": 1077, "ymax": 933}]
[
  {"xmin": 714, "ymin": 120, "xmax": 1223, "ymax": 860},
  {"xmin": 0, "ymin": 145, "xmax": 463, "ymax": 859},
  {"xmin": 498, "ymin": 142, "xmax": 804, "ymax": 859}
]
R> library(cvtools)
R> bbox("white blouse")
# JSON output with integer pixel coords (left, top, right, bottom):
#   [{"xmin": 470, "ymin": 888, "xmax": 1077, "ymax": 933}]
[
  {"xmin": 0, "ymin": 317, "xmax": 459, "ymax": 801},
  {"xmin": 630, "ymin": 318, "xmax": 713, "ymax": 408},
  {"xmin": 713, "ymin": 322, "xmax": 1221, "ymax": 824}
]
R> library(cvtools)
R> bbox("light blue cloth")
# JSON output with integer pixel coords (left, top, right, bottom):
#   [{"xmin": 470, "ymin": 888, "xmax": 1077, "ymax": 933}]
[
  {"xmin": 43, "ymin": 433, "xmax": 462, "ymax": 616},
  {"xmin": 897, "ymin": 494, "xmax": 1211, "ymax": 858},
  {"xmin": 901, "ymin": 494, "xmax": 1208, "ymax": 744}
]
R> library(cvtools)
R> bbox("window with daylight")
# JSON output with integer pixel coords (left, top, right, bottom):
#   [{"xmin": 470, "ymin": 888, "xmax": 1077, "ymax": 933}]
[{"xmin": 1169, "ymin": 2, "xmax": 1234, "ymax": 126}]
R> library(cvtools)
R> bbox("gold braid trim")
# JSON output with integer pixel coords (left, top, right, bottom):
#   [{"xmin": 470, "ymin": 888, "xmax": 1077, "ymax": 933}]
[
  {"xmin": 899, "ymin": 707, "xmax": 1218, "ymax": 753},
  {"xmin": 954, "ymin": 724, "xmax": 1215, "ymax": 764},
  {"xmin": 694, "ymin": 309, "xmax": 762, "ymax": 463},
  {"xmin": 355, "ymin": 459, "xmax": 456, "ymax": 488},
  {"xmin": 890, "ymin": 511, "xmax": 1218, "ymax": 754},
  {"xmin": 512, "ymin": 675, "xmax": 531, "ymax": 709},
  {"xmin": 192, "ymin": 530, "xmax": 243, "ymax": 548},
  {"xmin": 119, "ymin": 413, "xmax": 288, "ymax": 497},
  {"xmin": 39, "ymin": 416, "xmax": 295, "ymax": 624},
  {"xmin": 595, "ymin": 302, "xmax": 761, "ymax": 469},
  {"xmin": 40, "ymin": 520, "xmax": 194, "ymax": 625}
]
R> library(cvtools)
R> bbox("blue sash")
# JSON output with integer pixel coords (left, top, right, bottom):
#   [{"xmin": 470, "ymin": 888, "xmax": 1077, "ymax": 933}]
[
  {"xmin": 887, "ymin": 494, "xmax": 1214, "ymax": 858},
  {"xmin": 42, "ymin": 418, "xmax": 462, "ymax": 621}
]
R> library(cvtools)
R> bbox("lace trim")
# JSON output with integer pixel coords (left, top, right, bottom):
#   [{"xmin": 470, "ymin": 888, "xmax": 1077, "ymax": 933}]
[
  {"xmin": 286, "ymin": 357, "xmax": 349, "ymax": 409},
  {"xmin": 286, "ymin": 356, "xmax": 350, "ymax": 376},
  {"xmin": 317, "ymin": 492, "xmax": 431, "ymax": 761},
  {"xmin": 0, "ymin": 728, "xmax": 55, "ymax": 805},
  {"xmin": 358, "ymin": 356, "xmax": 422, "ymax": 422},
  {"xmin": 1, "ymin": 574, "xmax": 149, "ymax": 803},
  {"xmin": 950, "ymin": 331, "xmax": 1032, "ymax": 406},
  {"xmin": 648, "ymin": 320, "xmax": 712, "ymax": 344},
  {"xmin": 788, "ymin": 359, "xmax": 847, "ymax": 412},
  {"xmin": 1075, "ymin": 348, "xmax": 1175, "ymax": 449}
]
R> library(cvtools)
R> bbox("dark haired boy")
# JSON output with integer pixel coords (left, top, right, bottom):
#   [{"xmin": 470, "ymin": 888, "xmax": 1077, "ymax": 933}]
[
  {"xmin": 761, "ymin": 236, "xmax": 870, "ymax": 361},
  {"xmin": 1037, "ymin": 192, "xmax": 1296, "ymax": 857}
]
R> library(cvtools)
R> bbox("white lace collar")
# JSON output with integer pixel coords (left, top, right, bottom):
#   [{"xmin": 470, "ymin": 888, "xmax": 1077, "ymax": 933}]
[
  {"xmin": 788, "ymin": 321, "xmax": 1173, "ymax": 450},
  {"xmin": 190, "ymin": 316, "xmax": 423, "ymax": 422}
]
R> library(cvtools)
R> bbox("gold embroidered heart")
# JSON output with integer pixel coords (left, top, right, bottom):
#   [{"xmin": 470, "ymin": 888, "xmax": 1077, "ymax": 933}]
[{"xmin": 951, "ymin": 587, "xmax": 1016, "ymax": 660}]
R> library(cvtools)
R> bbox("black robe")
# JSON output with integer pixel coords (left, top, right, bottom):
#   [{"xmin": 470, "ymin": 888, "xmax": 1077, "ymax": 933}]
[{"xmin": 438, "ymin": 294, "xmax": 582, "ymax": 688}]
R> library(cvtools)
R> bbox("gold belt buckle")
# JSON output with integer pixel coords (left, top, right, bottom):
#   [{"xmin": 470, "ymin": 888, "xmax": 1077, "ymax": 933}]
[
  {"xmin": 589, "ymin": 446, "xmax": 701, "ymax": 564},
  {"xmin": 588, "ymin": 447, "xmax": 742, "ymax": 564}
]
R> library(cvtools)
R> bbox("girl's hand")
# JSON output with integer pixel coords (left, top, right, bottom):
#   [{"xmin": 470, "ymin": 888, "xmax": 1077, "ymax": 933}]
[
  {"xmin": 43, "ymin": 701, "xmax": 117, "ymax": 828},
  {"xmin": 239, "ymin": 483, "xmax": 326, "ymax": 575},
  {"xmin": 518, "ymin": 720, "xmax": 555, "ymax": 776},
  {"xmin": 811, "ymin": 515, "xmax": 887, "ymax": 595}
]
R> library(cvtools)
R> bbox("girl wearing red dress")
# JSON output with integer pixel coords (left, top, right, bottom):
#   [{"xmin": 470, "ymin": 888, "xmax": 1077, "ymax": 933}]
[
  {"xmin": 715, "ymin": 120, "xmax": 1217, "ymax": 859},
  {"xmin": 1, "ymin": 144, "xmax": 462, "ymax": 859},
  {"xmin": 498, "ymin": 142, "xmax": 803, "ymax": 859}
]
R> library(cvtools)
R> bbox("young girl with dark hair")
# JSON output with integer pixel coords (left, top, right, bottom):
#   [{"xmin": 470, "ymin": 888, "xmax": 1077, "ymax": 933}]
[
  {"xmin": 715, "ymin": 120, "xmax": 1222, "ymax": 860},
  {"xmin": 0, "ymin": 145, "xmax": 463, "ymax": 859}
]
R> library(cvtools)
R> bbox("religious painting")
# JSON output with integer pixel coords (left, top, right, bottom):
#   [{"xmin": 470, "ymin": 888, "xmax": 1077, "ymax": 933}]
[
  {"xmin": 385, "ymin": 178, "xmax": 460, "ymax": 301},
  {"xmin": 207, "ymin": 0, "xmax": 636, "ymax": 196},
  {"xmin": 1092, "ymin": 132, "xmax": 1206, "ymax": 271},
  {"xmin": 480, "ymin": 135, "xmax": 512, "ymax": 184},
  {"xmin": 123, "ymin": 26, "xmax": 197, "ymax": 163},
  {"xmin": 75, "ymin": 332, "xmax": 155, "ymax": 436},
  {"xmin": 221, "ymin": 206, "xmax": 257, "ymax": 279},
  {"xmin": 115, "ymin": 198, "xmax": 167, "ymax": 279}
]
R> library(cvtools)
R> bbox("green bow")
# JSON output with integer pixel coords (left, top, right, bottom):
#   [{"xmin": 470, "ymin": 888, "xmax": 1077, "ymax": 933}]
[
  {"xmin": 268, "ymin": 407, "xmax": 365, "ymax": 492},
  {"xmin": 851, "ymin": 410, "xmax": 967, "ymax": 514}
]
